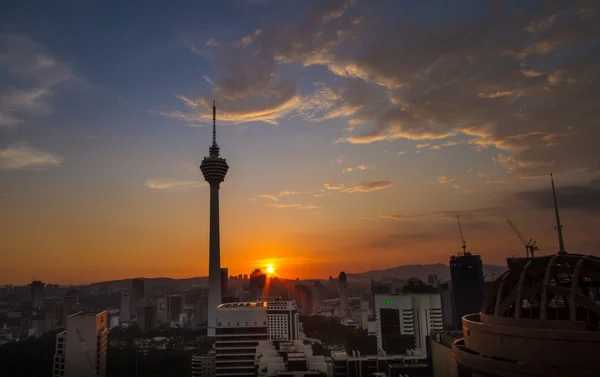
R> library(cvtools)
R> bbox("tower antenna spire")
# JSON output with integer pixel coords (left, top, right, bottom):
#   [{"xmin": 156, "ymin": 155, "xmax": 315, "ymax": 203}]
[
  {"xmin": 212, "ymin": 100, "xmax": 217, "ymax": 145},
  {"xmin": 457, "ymin": 216, "xmax": 467, "ymax": 256},
  {"xmin": 551, "ymin": 173, "xmax": 567, "ymax": 255}
]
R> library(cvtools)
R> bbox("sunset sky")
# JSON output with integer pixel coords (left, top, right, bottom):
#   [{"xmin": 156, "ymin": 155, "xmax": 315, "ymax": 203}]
[{"xmin": 1, "ymin": 0, "xmax": 599, "ymax": 285}]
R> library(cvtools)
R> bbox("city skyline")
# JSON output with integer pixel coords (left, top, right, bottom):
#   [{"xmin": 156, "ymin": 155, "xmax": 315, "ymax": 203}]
[{"xmin": 2, "ymin": 0, "xmax": 600, "ymax": 284}]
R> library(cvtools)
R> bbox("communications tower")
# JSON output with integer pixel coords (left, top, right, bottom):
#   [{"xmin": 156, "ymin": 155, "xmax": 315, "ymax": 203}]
[{"xmin": 200, "ymin": 101, "xmax": 230, "ymax": 336}]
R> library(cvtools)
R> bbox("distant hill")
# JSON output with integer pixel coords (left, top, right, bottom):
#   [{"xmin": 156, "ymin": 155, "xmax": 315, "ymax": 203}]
[
  {"xmin": 346, "ymin": 263, "xmax": 507, "ymax": 283},
  {"xmin": 85, "ymin": 263, "xmax": 506, "ymax": 290}
]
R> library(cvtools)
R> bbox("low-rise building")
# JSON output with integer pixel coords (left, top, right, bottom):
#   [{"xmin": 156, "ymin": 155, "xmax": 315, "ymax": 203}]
[{"xmin": 255, "ymin": 340, "xmax": 328, "ymax": 376}]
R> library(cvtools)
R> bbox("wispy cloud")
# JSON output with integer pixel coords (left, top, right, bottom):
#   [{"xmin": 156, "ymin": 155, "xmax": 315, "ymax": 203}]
[
  {"xmin": 485, "ymin": 179, "xmax": 508, "ymax": 185},
  {"xmin": 146, "ymin": 179, "xmax": 206, "ymax": 192},
  {"xmin": 331, "ymin": 155, "xmax": 345, "ymax": 164},
  {"xmin": 325, "ymin": 181, "xmax": 392, "ymax": 193},
  {"xmin": 397, "ymin": 151, "xmax": 406, "ymax": 156},
  {"xmin": 260, "ymin": 194, "xmax": 279, "ymax": 201},
  {"xmin": 268, "ymin": 203, "xmax": 321, "ymax": 210},
  {"xmin": 436, "ymin": 176, "xmax": 454, "ymax": 184},
  {"xmin": 0, "ymin": 35, "xmax": 83, "ymax": 129},
  {"xmin": 202, "ymin": 75, "xmax": 214, "ymax": 86},
  {"xmin": 0, "ymin": 142, "xmax": 64, "ymax": 169},
  {"xmin": 342, "ymin": 164, "xmax": 370, "ymax": 173}
]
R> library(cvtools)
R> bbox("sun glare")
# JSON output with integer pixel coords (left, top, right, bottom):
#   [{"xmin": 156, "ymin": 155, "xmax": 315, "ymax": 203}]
[{"xmin": 267, "ymin": 265, "xmax": 275, "ymax": 275}]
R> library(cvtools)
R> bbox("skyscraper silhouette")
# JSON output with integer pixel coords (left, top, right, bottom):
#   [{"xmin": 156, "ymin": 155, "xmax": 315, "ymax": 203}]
[{"xmin": 200, "ymin": 101, "xmax": 229, "ymax": 336}]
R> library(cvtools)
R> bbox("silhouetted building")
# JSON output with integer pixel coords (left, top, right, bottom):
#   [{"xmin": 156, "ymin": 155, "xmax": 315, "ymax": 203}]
[
  {"xmin": 120, "ymin": 290, "xmax": 131, "ymax": 324},
  {"xmin": 137, "ymin": 300, "xmax": 157, "ymax": 333},
  {"xmin": 427, "ymin": 274, "xmax": 439, "ymax": 288},
  {"xmin": 45, "ymin": 302, "xmax": 64, "ymax": 327},
  {"xmin": 168, "ymin": 294, "xmax": 183, "ymax": 322},
  {"xmin": 131, "ymin": 279, "xmax": 144, "ymax": 318},
  {"xmin": 192, "ymin": 296, "xmax": 208, "ymax": 329},
  {"xmin": 192, "ymin": 353, "xmax": 215, "ymax": 377},
  {"xmin": 29, "ymin": 280, "xmax": 45, "ymax": 309},
  {"xmin": 19, "ymin": 301, "xmax": 33, "ymax": 338},
  {"xmin": 294, "ymin": 284, "xmax": 313, "ymax": 315},
  {"xmin": 156, "ymin": 297, "xmax": 167, "ymax": 323},
  {"xmin": 220, "ymin": 267, "xmax": 228, "ymax": 298},
  {"xmin": 438, "ymin": 282, "xmax": 456, "ymax": 329},
  {"xmin": 249, "ymin": 269, "xmax": 266, "ymax": 300},
  {"xmin": 63, "ymin": 289, "xmax": 85, "ymax": 328},
  {"xmin": 449, "ymin": 253, "xmax": 485, "ymax": 329},
  {"xmin": 339, "ymin": 272, "xmax": 349, "ymax": 311},
  {"xmin": 312, "ymin": 280, "xmax": 323, "ymax": 313}
]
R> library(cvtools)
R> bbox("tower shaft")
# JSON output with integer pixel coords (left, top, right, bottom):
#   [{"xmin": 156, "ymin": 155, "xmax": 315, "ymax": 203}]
[
  {"xmin": 199, "ymin": 101, "xmax": 229, "ymax": 337},
  {"xmin": 207, "ymin": 184, "xmax": 222, "ymax": 336}
]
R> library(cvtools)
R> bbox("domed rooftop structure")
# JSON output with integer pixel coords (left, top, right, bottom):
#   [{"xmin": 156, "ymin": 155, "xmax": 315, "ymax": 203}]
[{"xmin": 482, "ymin": 253, "xmax": 600, "ymax": 329}]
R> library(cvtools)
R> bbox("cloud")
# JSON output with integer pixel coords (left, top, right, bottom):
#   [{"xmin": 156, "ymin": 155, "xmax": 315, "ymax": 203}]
[
  {"xmin": 279, "ymin": 190, "xmax": 301, "ymax": 196},
  {"xmin": 331, "ymin": 155, "xmax": 345, "ymax": 164},
  {"xmin": 259, "ymin": 194, "xmax": 279, "ymax": 201},
  {"xmin": 146, "ymin": 179, "xmax": 206, "ymax": 192},
  {"xmin": 202, "ymin": 75, "xmax": 214, "ymax": 86},
  {"xmin": 397, "ymin": 151, "xmax": 406, "ymax": 156},
  {"xmin": 268, "ymin": 203, "xmax": 321, "ymax": 210},
  {"xmin": 0, "ymin": 142, "xmax": 64, "ymax": 169},
  {"xmin": 161, "ymin": 1, "xmax": 599, "ymax": 177},
  {"xmin": 436, "ymin": 176, "xmax": 454, "ymax": 184},
  {"xmin": 342, "ymin": 164, "xmax": 370, "ymax": 173},
  {"xmin": 0, "ymin": 35, "xmax": 82, "ymax": 129},
  {"xmin": 514, "ymin": 178, "xmax": 600, "ymax": 212},
  {"xmin": 233, "ymin": 29, "xmax": 262, "ymax": 48},
  {"xmin": 324, "ymin": 180, "xmax": 392, "ymax": 193},
  {"xmin": 206, "ymin": 38, "xmax": 220, "ymax": 47}
]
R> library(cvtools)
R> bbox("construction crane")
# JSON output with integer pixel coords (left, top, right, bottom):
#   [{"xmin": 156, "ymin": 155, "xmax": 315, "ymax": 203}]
[
  {"xmin": 456, "ymin": 216, "xmax": 467, "ymax": 255},
  {"xmin": 75, "ymin": 328, "xmax": 97, "ymax": 377},
  {"xmin": 506, "ymin": 218, "xmax": 538, "ymax": 258}
]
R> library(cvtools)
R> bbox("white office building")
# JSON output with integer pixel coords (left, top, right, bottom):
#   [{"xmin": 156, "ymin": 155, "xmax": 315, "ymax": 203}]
[
  {"xmin": 53, "ymin": 311, "xmax": 108, "ymax": 377},
  {"xmin": 374, "ymin": 293, "xmax": 442, "ymax": 354},
  {"xmin": 192, "ymin": 353, "xmax": 215, "ymax": 377},
  {"xmin": 255, "ymin": 340, "xmax": 328, "ymax": 376},
  {"xmin": 258, "ymin": 297, "xmax": 299, "ymax": 341},
  {"xmin": 215, "ymin": 302, "xmax": 269, "ymax": 377}
]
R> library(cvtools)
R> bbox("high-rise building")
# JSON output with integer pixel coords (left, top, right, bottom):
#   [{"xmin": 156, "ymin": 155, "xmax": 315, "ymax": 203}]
[
  {"xmin": 220, "ymin": 268, "xmax": 228, "ymax": 298},
  {"xmin": 156, "ymin": 297, "xmax": 167, "ymax": 323},
  {"xmin": 427, "ymin": 274, "xmax": 439, "ymax": 287},
  {"xmin": 374, "ymin": 293, "xmax": 443, "ymax": 354},
  {"xmin": 214, "ymin": 302, "xmax": 268, "ymax": 377},
  {"xmin": 168, "ymin": 294, "xmax": 184, "ymax": 323},
  {"xmin": 339, "ymin": 272, "xmax": 349, "ymax": 311},
  {"xmin": 29, "ymin": 280, "xmax": 45, "ymax": 309},
  {"xmin": 19, "ymin": 301, "xmax": 33, "ymax": 338},
  {"xmin": 63, "ymin": 289, "xmax": 84, "ymax": 327},
  {"xmin": 130, "ymin": 279, "xmax": 144, "ymax": 318},
  {"xmin": 137, "ymin": 299, "xmax": 157, "ymax": 333},
  {"xmin": 200, "ymin": 101, "xmax": 229, "ymax": 337},
  {"xmin": 439, "ymin": 282, "xmax": 456, "ymax": 329},
  {"xmin": 191, "ymin": 353, "xmax": 215, "ymax": 377},
  {"xmin": 120, "ymin": 291, "xmax": 131, "ymax": 324},
  {"xmin": 53, "ymin": 311, "xmax": 108, "ymax": 377},
  {"xmin": 249, "ymin": 269, "xmax": 267, "ymax": 300},
  {"xmin": 192, "ymin": 296, "xmax": 209, "ymax": 329},
  {"xmin": 311, "ymin": 280, "xmax": 323, "ymax": 314},
  {"xmin": 259, "ymin": 297, "xmax": 299, "ymax": 341},
  {"xmin": 449, "ymin": 252, "xmax": 485, "ymax": 329},
  {"xmin": 294, "ymin": 284, "xmax": 313, "ymax": 316}
]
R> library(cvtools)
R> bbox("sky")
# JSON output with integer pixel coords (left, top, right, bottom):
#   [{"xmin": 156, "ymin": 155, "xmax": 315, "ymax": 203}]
[{"xmin": 1, "ymin": 0, "xmax": 599, "ymax": 285}]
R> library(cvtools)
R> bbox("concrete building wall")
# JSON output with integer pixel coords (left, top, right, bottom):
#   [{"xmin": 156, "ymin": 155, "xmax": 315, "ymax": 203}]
[{"xmin": 430, "ymin": 339, "xmax": 458, "ymax": 377}]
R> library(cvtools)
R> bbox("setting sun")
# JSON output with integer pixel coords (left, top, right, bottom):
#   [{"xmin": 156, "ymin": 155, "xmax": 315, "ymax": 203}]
[{"xmin": 267, "ymin": 265, "xmax": 275, "ymax": 275}]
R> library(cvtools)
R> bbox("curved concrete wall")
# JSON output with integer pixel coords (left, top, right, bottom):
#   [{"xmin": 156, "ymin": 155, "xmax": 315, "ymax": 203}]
[{"xmin": 461, "ymin": 313, "xmax": 600, "ymax": 371}]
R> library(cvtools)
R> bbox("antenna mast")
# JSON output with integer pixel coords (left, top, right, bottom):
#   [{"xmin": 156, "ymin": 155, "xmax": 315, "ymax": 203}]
[
  {"xmin": 456, "ymin": 216, "xmax": 467, "ymax": 255},
  {"xmin": 212, "ymin": 100, "xmax": 217, "ymax": 145},
  {"xmin": 551, "ymin": 173, "xmax": 567, "ymax": 255}
]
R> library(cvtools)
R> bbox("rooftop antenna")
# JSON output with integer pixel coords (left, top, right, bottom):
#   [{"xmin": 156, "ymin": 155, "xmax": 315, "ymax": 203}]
[
  {"xmin": 208, "ymin": 100, "xmax": 220, "ymax": 157},
  {"xmin": 551, "ymin": 173, "xmax": 567, "ymax": 255},
  {"xmin": 212, "ymin": 100, "xmax": 216, "ymax": 145},
  {"xmin": 456, "ymin": 216, "xmax": 467, "ymax": 256}
]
